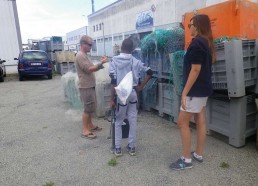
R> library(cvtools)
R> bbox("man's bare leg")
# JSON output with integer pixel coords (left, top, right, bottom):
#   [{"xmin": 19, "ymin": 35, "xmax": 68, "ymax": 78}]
[{"xmin": 82, "ymin": 112, "xmax": 96, "ymax": 137}]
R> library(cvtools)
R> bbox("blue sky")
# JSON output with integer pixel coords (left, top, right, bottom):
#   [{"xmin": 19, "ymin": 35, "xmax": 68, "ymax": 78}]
[{"xmin": 16, "ymin": 0, "xmax": 117, "ymax": 43}]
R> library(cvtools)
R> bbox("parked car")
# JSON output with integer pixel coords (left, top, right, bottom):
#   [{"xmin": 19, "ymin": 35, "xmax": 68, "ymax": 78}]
[
  {"xmin": 15, "ymin": 50, "xmax": 52, "ymax": 81},
  {"xmin": 0, "ymin": 59, "xmax": 6, "ymax": 82}
]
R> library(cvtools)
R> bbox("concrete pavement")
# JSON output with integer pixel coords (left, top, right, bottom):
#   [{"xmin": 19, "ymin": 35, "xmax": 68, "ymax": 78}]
[{"xmin": 0, "ymin": 75, "xmax": 257, "ymax": 186}]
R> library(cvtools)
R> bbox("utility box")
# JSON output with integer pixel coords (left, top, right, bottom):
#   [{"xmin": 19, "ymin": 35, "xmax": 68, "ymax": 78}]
[{"xmin": 183, "ymin": 0, "xmax": 258, "ymax": 48}]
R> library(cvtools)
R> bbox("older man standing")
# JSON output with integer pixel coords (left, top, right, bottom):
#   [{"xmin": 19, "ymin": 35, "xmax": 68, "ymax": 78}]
[{"xmin": 75, "ymin": 35, "xmax": 108, "ymax": 139}]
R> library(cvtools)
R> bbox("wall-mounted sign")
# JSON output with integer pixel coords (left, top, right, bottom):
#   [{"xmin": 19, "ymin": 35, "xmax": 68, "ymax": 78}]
[{"xmin": 136, "ymin": 10, "xmax": 153, "ymax": 30}]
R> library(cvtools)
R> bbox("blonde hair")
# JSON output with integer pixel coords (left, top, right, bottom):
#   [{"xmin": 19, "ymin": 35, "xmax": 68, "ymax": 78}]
[{"xmin": 80, "ymin": 35, "xmax": 92, "ymax": 45}]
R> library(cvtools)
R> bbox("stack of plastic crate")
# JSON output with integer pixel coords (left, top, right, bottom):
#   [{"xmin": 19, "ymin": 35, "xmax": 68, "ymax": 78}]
[
  {"xmin": 56, "ymin": 51, "xmax": 76, "ymax": 75},
  {"xmin": 212, "ymin": 40, "xmax": 258, "ymax": 97},
  {"xmin": 142, "ymin": 78, "xmax": 163, "ymax": 114},
  {"xmin": 207, "ymin": 39, "xmax": 258, "ymax": 147},
  {"xmin": 142, "ymin": 50, "xmax": 185, "ymax": 120},
  {"xmin": 95, "ymin": 83, "xmax": 111, "ymax": 117},
  {"xmin": 160, "ymin": 83, "xmax": 181, "ymax": 122}
]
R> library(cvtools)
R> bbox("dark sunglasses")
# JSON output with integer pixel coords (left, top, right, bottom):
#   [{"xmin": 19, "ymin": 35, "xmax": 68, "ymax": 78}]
[
  {"xmin": 188, "ymin": 23, "xmax": 194, "ymax": 29},
  {"xmin": 82, "ymin": 42, "xmax": 92, "ymax": 47}
]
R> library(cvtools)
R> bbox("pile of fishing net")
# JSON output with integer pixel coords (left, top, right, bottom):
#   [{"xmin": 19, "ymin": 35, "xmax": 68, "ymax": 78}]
[
  {"xmin": 141, "ymin": 27, "xmax": 185, "ymax": 56},
  {"xmin": 61, "ymin": 65, "xmax": 112, "ymax": 117},
  {"xmin": 168, "ymin": 50, "xmax": 185, "ymax": 95},
  {"xmin": 142, "ymin": 78, "xmax": 158, "ymax": 107},
  {"xmin": 61, "ymin": 72, "xmax": 82, "ymax": 109}
]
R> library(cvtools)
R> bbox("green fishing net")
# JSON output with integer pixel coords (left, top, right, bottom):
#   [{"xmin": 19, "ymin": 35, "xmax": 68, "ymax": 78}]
[
  {"xmin": 142, "ymin": 78, "xmax": 158, "ymax": 107},
  {"xmin": 141, "ymin": 28, "xmax": 185, "ymax": 57}
]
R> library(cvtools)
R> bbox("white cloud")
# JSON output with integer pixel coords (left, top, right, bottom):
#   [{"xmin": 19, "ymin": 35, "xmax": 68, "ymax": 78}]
[
  {"xmin": 16, "ymin": 0, "xmax": 118, "ymax": 43},
  {"xmin": 17, "ymin": 0, "xmax": 88, "ymax": 42}
]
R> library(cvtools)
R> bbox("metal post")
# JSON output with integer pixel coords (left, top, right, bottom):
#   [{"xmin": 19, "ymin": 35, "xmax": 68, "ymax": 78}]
[
  {"xmin": 102, "ymin": 23, "xmax": 106, "ymax": 55},
  {"xmin": 91, "ymin": 0, "xmax": 95, "ymax": 13}
]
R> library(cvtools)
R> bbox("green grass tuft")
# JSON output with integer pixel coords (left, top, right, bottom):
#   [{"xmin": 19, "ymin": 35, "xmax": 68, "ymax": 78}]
[
  {"xmin": 220, "ymin": 162, "xmax": 230, "ymax": 169},
  {"xmin": 108, "ymin": 158, "xmax": 118, "ymax": 167},
  {"xmin": 43, "ymin": 181, "xmax": 54, "ymax": 186}
]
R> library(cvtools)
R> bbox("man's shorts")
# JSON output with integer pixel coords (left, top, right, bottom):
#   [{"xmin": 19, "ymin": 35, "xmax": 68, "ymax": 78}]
[
  {"xmin": 79, "ymin": 87, "xmax": 96, "ymax": 113},
  {"xmin": 180, "ymin": 96, "xmax": 208, "ymax": 113}
]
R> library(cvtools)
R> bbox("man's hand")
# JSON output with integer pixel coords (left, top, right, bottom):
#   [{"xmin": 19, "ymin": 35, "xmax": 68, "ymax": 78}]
[
  {"xmin": 135, "ymin": 84, "xmax": 144, "ymax": 92},
  {"xmin": 100, "ymin": 56, "xmax": 108, "ymax": 64},
  {"xmin": 110, "ymin": 100, "xmax": 116, "ymax": 109}
]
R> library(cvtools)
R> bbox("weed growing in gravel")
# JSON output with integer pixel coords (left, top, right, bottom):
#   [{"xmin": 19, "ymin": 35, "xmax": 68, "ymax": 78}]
[
  {"xmin": 43, "ymin": 181, "xmax": 54, "ymax": 186},
  {"xmin": 108, "ymin": 158, "xmax": 117, "ymax": 167},
  {"xmin": 220, "ymin": 162, "xmax": 229, "ymax": 168}
]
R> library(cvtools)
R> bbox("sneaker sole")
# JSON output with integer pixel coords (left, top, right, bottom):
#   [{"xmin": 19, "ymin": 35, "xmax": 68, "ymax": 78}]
[
  {"xmin": 171, "ymin": 166, "xmax": 193, "ymax": 170},
  {"xmin": 192, "ymin": 156, "xmax": 203, "ymax": 163},
  {"xmin": 126, "ymin": 148, "xmax": 136, "ymax": 156},
  {"xmin": 191, "ymin": 152, "xmax": 203, "ymax": 163},
  {"xmin": 128, "ymin": 152, "xmax": 136, "ymax": 156},
  {"xmin": 110, "ymin": 149, "xmax": 123, "ymax": 157},
  {"xmin": 115, "ymin": 154, "xmax": 123, "ymax": 157}
]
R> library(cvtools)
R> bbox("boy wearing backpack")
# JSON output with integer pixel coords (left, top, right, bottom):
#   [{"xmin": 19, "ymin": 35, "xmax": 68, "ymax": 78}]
[{"xmin": 109, "ymin": 38, "xmax": 153, "ymax": 156}]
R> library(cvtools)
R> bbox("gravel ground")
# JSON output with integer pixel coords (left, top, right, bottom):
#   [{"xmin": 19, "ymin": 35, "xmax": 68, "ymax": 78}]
[{"xmin": 0, "ymin": 75, "xmax": 257, "ymax": 186}]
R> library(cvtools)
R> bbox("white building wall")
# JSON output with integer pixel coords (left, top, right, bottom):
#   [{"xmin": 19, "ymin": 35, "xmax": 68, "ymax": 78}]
[
  {"xmin": 88, "ymin": 0, "xmax": 258, "ymax": 56},
  {"xmin": 88, "ymin": 0, "xmax": 209, "ymax": 37},
  {"xmin": 0, "ymin": 0, "xmax": 22, "ymax": 74},
  {"xmin": 66, "ymin": 26, "xmax": 87, "ymax": 51}
]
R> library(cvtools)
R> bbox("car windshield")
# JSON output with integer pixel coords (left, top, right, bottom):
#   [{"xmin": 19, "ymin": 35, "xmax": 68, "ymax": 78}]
[{"xmin": 22, "ymin": 51, "xmax": 48, "ymax": 60}]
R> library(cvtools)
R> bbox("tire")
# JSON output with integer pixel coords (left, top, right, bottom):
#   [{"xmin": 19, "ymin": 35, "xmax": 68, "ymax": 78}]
[
  {"xmin": 0, "ymin": 69, "xmax": 3, "ymax": 82},
  {"xmin": 0, "ymin": 75, "xmax": 4, "ymax": 82},
  {"xmin": 3, "ymin": 66, "xmax": 6, "ymax": 77},
  {"xmin": 19, "ymin": 75, "xmax": 23, "ymax": 81},
  {"xmin": 48, "ymin": 74, "xmax": 52, "ymax": 79}
]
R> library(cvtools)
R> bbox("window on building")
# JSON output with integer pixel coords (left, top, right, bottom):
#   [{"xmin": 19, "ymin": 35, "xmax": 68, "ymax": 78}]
[
  {"xmin": 119, "ymin": 35, "xmax": 123, "ymax": 40},
  {"xmin": 96, "ymin": 25, "xmax": 98, "ymax": 31},
  {"xmin": 105, "ymin": 38, "xmax": 108, "ymax": 42},
  {"xmin": 109, "ymin": 37, "xmax": 112, "ymax": 41},
  {"xmin": 92, "ymin": 40, "xmax": 97, "ymax": 52},
  {"xmin": 99, "ymin": 24, "xmax": 102, "ymax": 30},
  {"xmin": 93, "ymin": 26, "xmax": 95, "ymax": 32},
  {"xmin": 114, "ymin": 36, "xmax": 119, "ymax": 41}
]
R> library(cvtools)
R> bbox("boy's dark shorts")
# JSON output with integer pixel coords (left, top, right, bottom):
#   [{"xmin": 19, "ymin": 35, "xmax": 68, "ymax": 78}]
[{"xmin": 79, "ymin": 87, "xmax": 96, "ymax": 113}]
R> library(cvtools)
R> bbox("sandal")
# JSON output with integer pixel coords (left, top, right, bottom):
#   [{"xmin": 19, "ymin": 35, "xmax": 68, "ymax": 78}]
[
  {"xmin": 91, "ymin": 126, "xmax": 102, "ymax": 132},
  {"xmin": 81, "ymin": 132, "xmax": 97, "ymax": 139}
]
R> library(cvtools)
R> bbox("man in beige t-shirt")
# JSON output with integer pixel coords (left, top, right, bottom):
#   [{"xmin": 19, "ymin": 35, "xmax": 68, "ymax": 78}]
[{"xmin": 75, "ymin": 35, "xmax": 108, "ymax": 139}]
